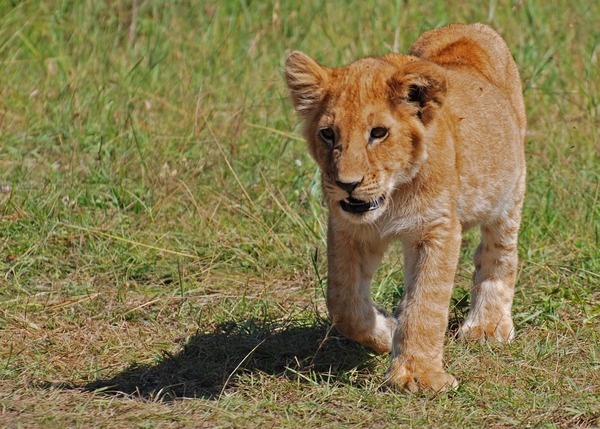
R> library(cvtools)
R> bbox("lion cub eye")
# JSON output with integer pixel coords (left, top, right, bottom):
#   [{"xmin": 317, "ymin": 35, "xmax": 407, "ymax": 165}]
[
  {"xmin": 318, "ymin": 127, "xmax": 336, "ymax": 145},
  {"xmin": 370, "ymin": 127, "xmax": 388, "ymax": 141}
]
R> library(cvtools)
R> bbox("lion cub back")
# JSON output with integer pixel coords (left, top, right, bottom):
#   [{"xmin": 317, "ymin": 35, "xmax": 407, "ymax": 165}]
[{"xmin": 410, "ymin": 23, "xmax": 526, "ymax": 137}]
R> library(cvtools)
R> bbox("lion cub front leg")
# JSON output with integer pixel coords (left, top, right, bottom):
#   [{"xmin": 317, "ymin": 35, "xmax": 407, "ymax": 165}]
[
  {"xmin": 386, "ymin": 219, "xmax": 461, "ymax": 393},
  {"xmin": 326, "ymin": 225, "xmax": 396, "ymax": 355}
]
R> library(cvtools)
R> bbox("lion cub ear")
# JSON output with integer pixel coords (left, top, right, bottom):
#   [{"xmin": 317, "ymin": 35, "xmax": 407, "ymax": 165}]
[
  {"xmin": 388, "ymin": 61, "xmax": 447, "ymax": 125},
  {"xmin": 284, "ymin": 51, "xmax": 330, "ymax": 117}
]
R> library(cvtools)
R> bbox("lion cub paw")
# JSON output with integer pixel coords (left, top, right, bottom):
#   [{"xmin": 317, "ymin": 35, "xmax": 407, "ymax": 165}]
[
  {"xmin": 458, "ymin": 316, "xmax": 514, "ymax": 343},
  {"xmin": 385, "ymin": 360, "xmax": 458, "ymax": 394}
]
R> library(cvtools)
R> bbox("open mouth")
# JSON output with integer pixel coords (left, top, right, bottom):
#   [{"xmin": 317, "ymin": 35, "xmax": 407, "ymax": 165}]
[{"xmin": 339, "ymin": 195, "xmax": 386, "ymax": 214}]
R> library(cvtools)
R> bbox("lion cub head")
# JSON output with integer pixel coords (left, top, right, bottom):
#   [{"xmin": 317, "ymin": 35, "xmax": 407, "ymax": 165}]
[{"xmin": 285, "ymin": 52, "xmax": 447, "ymax": 224}]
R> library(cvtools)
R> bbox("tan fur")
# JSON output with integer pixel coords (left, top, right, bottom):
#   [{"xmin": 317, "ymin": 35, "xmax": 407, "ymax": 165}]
[{"xmin": 285, "ymin": 23, "xmax": 526, "ymax": 392}]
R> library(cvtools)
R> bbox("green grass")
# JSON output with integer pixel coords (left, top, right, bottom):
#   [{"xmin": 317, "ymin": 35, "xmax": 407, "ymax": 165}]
[{"xmin": 1, "ymin": 0, "xmax": 598, "ymax": 427}]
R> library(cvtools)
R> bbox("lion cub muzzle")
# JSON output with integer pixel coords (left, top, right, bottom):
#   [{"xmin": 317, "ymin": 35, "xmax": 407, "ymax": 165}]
[{"xmin": 334, "ymin": 178, "xmax": 386, "ymax": 214}]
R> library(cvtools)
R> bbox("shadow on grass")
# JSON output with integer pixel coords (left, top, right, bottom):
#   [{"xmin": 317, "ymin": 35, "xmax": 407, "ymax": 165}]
[{"xmin": 82, "ymin": 316, "xmax": 376, "ymax": 400}]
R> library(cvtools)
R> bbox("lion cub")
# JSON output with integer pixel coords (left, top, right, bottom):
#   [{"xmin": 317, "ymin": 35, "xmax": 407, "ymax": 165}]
[{"xmin": 285, "ymin": 23, "xmax": 526, "ymax": 392}]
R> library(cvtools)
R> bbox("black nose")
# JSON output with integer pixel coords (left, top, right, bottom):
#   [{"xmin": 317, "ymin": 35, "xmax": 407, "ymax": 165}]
[{"xmin": 335, "ymin": 179, "xmax": 362, "ymax": 194}]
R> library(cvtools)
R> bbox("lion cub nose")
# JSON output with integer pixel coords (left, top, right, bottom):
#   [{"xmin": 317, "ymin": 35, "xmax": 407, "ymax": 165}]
[{"xmin": 335, "ymin": 179, "xmax": 362, "ymax": 194}]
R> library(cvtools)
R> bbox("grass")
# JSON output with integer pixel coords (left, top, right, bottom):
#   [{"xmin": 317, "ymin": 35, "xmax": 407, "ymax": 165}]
[{"xmin": 0, "ymin": 0, "xmax": 598, "ymax": 427}]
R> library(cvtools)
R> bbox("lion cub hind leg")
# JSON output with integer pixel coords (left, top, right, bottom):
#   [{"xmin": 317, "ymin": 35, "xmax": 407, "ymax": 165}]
[
  {"xmin": 326, "ymin": 228, "xmax": 397, "ymax": 355},
  {"xmin": 459, "ymin": 203, "xmax": 523, "ymax": 342}
]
